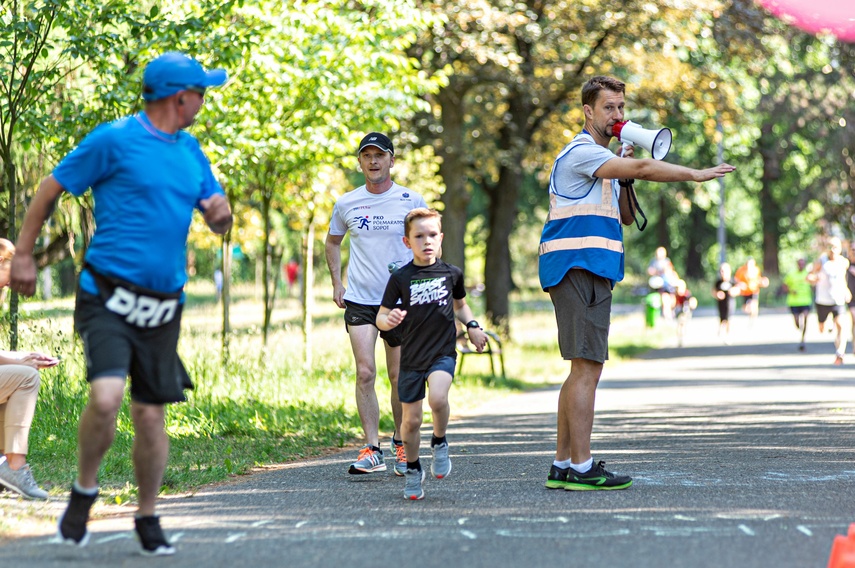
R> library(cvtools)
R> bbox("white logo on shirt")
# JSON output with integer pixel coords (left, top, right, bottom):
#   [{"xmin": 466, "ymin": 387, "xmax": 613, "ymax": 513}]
[{"xmin": 410, "ymin": 277, "xmax": 448, "ymax": 306}]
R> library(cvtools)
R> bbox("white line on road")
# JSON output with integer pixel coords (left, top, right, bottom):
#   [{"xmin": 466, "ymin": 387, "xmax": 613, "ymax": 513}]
[
  {"xmin": 225, "ymin": 532, "xmax": 246, "ymax": 543},
  {"xmin": 797, "ymin": 525, "xmax": 813, "ymax": 536},
  {"xmin": 171, "ymin": 532, "xmax": 185, "ymax": 543},
  {"xmin": 738, "ymin": 525, "xmax": 755, "ymax": 536},
  {"xmin": 460, "ymin": 530, "xmax": 477, "ymax": 539},
  {"xmin": 251, "ymin": 520, "xmax": 272, "ymax": 528},
  {"xmin": 95, "ymin": 533, "xmax": 131, "ymax": 544}
]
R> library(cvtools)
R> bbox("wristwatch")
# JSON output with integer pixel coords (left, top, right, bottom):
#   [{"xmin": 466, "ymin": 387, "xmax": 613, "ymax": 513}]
[{"xmin": 465, "ymin": 320, "xmax": 481, "ymax": 329}]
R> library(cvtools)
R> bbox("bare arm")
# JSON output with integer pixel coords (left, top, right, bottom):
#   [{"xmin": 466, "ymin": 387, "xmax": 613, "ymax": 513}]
[
  {"xmin": 11, "ymin": 175, "xmax": 65, "ymax": 296},
  {"xmin": 454, "ymin": 298, "xmax": 487, "ymax": 352},
  {"xmin": 376, "ymin": 305, "xmax": 406, "ymax": 331},
  {"xmin": 595, "ymin": 157, "xmax": 736, "ymax": 184},
  {"xmin": 324, "ymin": 233, "xmax": 346, "ymax": 309}
]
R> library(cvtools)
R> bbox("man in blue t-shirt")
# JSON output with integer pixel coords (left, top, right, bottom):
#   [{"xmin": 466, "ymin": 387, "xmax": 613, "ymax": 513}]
[{"xmin": 10, "ymin": 52, "xmax": 232, "ymax": 556}]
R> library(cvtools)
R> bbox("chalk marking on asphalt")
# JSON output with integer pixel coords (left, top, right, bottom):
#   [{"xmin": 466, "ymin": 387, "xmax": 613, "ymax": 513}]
[
  {"xmin": 762, "ymin": 515, "xmax": 782, "ymax": 521},
  {"xmin": 674, "ymin": 515, "xmax": 696, "ymax": 521},
  {"xmin": 225, "ymin": 532, "xmax": 246, "ymax": 543},
  {"xmin": 797, "ymin": 526, "xmax": 813, "ymax": 536},
  {"xmin": 95, "ymin": 533, "xmax": 131, "ymax": 544},
  {"xmin": 356, "ymin": 520, "xmax": 365, "ymax": 526},
  {"xmin": 495, "ymin": 528, "xmax": 631, "ymax": 539},
  {"xmin": 295, "ymin": 521, "xmax": 310, "ymax": 528},
  {"xmin": 170, "ymin": 532, "xmax": 185, "ymax": 543},
  {"xmin": 250, "ymin": 520, "xmax": 272, "ymax": 528},
  {"xmin": 738, "ymin": 525, "xmax": 755, "ymax": 536},
  {"xmin": 507, "ymin": 517, "xmax": 568, "ymax": 523},
  {"xmin": 458, "ymin": 518, "xmax": 468, "ymax": 525},
  {"xmin": 460, "ymin": 530, "xmax": 477, "ymax": 539}
]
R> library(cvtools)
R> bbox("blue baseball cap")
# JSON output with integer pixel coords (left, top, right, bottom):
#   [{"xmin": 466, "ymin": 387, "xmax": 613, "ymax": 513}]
[{"xmin": 142, "ymin": 52, "xmax": 228, "ymax": 102}]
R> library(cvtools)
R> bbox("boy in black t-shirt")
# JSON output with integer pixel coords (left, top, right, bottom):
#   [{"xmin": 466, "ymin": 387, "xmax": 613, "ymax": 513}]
[{"xmin": 377, "ymin": 208, "xmax": 487, "ymax": 500}]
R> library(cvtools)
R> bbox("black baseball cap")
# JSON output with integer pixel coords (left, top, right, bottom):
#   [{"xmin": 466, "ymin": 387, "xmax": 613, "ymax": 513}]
[{"xmin": 357, "ymin": 132, "xmax": 394, "ymax": 156}]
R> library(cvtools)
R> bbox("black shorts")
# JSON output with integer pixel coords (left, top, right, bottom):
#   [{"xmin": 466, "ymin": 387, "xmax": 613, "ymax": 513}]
[
  {"xmin": 816, "ymin": 303, "xmax": 845, "ymax": 324},
  {"xmin": 74, "ymin": 290, "xmax": 191, "ymax": 404},
  {"xmin": 398, "ymin": 356, "xmax": 457, "ymax": 403},
  {"xmin": 344, "ymin": 301, "xmax": 403, "ymax": 347},
  {"xmin": 789, "ymin": 305, "xmax": 811, "ymax": 317}
]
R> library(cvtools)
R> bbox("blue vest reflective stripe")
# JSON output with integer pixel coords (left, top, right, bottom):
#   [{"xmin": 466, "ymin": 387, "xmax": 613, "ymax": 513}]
[{"xmin": 538, "ymin": 137, "xmax": 624, "ymax": 290}]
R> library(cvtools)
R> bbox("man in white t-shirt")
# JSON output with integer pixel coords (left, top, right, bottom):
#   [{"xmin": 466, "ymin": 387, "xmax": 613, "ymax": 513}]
[
  {"xmin": 809, "ymin": 236, "xmax": 851, "ymax": 365},
  {"xmin": 325, "ymin": 132, "xmax": 428, "ymax": 477}
]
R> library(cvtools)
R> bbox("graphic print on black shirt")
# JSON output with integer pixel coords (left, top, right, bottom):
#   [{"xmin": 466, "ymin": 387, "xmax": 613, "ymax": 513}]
[{"xmin": 381, "ymin": 260, "xmax": 466, "ymax": 371}]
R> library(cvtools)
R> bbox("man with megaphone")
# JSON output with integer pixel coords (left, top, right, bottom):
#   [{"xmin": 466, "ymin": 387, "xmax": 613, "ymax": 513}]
[{"xmin": 539, "ymin": 75, "xmax": 735, "ymax": 492}]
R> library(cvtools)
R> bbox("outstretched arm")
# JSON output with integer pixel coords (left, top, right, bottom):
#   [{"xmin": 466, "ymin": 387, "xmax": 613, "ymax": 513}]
[{"xmin": 595, "ymin": 157, "xmax": 735, "ymax": 184}]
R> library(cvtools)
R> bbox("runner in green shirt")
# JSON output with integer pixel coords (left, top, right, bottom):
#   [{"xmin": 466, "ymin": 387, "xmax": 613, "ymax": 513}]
[{"xmin": 782, "ymin": 258, "xmax": 813, "ymax": 351}]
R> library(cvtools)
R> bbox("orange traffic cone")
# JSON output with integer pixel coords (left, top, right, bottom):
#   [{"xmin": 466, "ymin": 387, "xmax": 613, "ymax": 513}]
[{"xmin": 829, "ymin": 524, "xmax": 855, "ymax": 568}]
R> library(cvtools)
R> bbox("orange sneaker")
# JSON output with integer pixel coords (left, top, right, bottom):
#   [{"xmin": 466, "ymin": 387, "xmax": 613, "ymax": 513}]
[{"xmin": 348, "ymin": 445, "xmax": 386, "ymax": 474}]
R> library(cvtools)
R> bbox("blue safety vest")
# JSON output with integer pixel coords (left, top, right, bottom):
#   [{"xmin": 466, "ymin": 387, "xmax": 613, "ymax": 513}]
[{"xmin": 538, "ymin": 135, "xmax": 624, "ymax": 290}]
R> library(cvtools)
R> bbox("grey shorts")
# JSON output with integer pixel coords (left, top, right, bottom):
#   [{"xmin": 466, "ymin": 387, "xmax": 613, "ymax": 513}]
[{"xmin": 548, "ymin": 269, "xmax": 612, "ymax": 363}]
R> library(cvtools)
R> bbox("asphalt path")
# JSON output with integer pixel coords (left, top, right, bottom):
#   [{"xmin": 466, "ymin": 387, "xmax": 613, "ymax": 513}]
[{"xmin": 3, "ymin": 307, "xmax": 855, "ymax": 567}]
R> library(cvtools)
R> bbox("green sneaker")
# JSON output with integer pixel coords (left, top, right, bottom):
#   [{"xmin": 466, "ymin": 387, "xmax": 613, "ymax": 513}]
[
  {"xmin": 563, "ymin": 460, "xmax": 632, "ymax": 491},
  {"xmin": 544, "ymin": 464, "xmax": 571, "ymax": 489}
]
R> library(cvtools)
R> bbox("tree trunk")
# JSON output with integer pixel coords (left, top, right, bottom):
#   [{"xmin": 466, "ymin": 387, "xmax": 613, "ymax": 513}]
[
  {"xmin": 5, "ymin": 159, "xmax": 18, "ymax": 350},
  {"xmin": 483, "ymin": 167, "xmax": 520, "ymax": 336},
  {"xmin": 301, "ymin": 214, "xmax": 316, "ymax": 367},
  {"xmin": 262, "ymin": 191, "xmax": 271, "ymax": 345},
  {"xmin": 436, "ymin": 86, "xmax": 470, "ymax": 272},
  {"xmin": 221, "ymin": 237, "xmax": 232, "ymax": 366}
]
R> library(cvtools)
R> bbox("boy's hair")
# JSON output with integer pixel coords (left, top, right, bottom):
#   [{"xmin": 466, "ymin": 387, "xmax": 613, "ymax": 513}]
[
  {"xmin": 404, "ymin": 207, "xmax": 442, "ymax": 237},
  {"xmin": 581, "ymin": 76, "xmax": 625, "ymax": 107},
  {"xmin": 0, "ymin": 238, "xmax": 15, "ymax": 262}
]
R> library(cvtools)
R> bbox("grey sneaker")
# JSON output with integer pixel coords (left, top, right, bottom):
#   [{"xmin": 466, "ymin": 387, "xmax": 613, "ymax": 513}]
[
  {"xmin": 0, "ymin": 461, "xmax": 48, "ymax": 500},
  {"xmin": 348, "ymin": 445, "xmax": 386, "ymax": 474},
  {"xmin": 404, "ymin": 468, "xmax": 425, "ymax": 500},
  {"xmin": 392, "ymin": 440, "xmax": 407, "ymax": 477},
  {"xmin": 430, "ymin": 442, "xmax": 452, "ymax": 479}
]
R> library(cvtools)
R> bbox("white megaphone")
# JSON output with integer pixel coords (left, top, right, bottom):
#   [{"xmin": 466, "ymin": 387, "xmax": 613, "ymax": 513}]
[{"xmin": 612, "ymin": 120, "xmax": 672, "ymax": 161}]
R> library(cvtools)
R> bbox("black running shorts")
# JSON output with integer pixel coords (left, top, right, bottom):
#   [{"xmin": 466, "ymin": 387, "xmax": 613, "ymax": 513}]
[
  {"xmin": 398, "ymin": 355, "xmax": 457, "ymax": 403},
  {"xmin": 74, "ymin": 290, "xmax": 192, "ymax": 404},
  {"xmin": 344, "ymin": 301, "xmax": 403, "ymax": 347}
]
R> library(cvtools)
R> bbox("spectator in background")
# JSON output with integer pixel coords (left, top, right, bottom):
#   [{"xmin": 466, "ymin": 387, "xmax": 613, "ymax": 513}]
[
  {"xmin": 648, "ymin": 246, "xmax": 676, "ymax": 319},
  {"xmin": 713, "ymin": 262, "xmax": 737, "ymax": 344},
  {"xmin": 847, "ymin": 242, "xmax": 855, "ymax": 356},
  {"xmin": 734, "ymin": 258, "xmax": 769, "ymax": 322},
  {"xmin": 808, "ymin": 237, "xmax": 850, "ymax": 365},
  {"xmin": 782, "ymin": 257, "xmax": 813, "ymax": 351},
  {"xmin": 285, "ymin": 258, "xmax": 300, "ymax": 298},
  {"xmin": 0, "ymin": 238, "xmax": 58, "ymax": 500}
]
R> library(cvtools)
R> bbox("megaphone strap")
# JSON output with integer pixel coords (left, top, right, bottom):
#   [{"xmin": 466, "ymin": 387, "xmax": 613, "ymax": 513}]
[{"xmin": 623, "ymin": 181, "xmax": 648, "ymax": 231}]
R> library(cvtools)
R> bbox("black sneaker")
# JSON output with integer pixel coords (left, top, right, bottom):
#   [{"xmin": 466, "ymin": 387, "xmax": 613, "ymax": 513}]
[
  {"xmin": 564, "ymin": 460, "xmax": 632, "ymax": 491},
  {"xmin": 135, "ymin": 515, "xmax": 176, "ymax": 556},
  {"xmin": 56, "ymin": 486, "xmax": 98, "ymax": 546},
  {"xmin": 545, "ymin": 464, "xmax": 572, "ymax": 489}
]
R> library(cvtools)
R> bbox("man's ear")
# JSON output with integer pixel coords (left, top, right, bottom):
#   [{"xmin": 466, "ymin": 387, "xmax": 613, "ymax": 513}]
[
  {"xmin": 583, "ymin": 104, "xmax": 592, "ymax": 120},
  {"xmin": 178, "ymin": 96, "xmax": 185, "ymax": 105}
]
